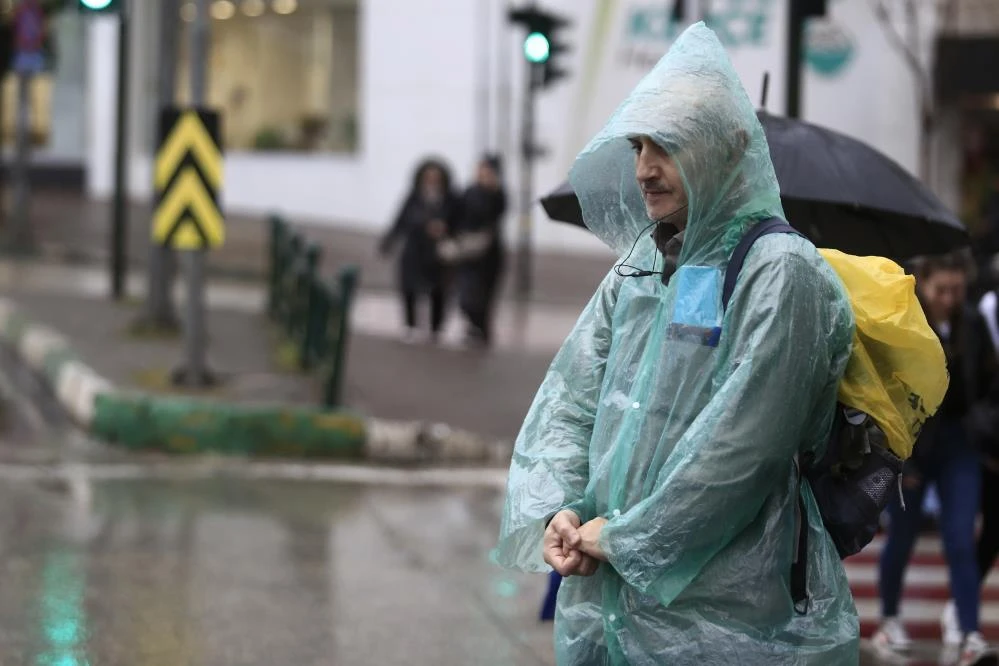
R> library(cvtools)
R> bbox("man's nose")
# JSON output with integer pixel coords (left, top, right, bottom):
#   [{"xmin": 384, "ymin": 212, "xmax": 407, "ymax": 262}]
[{"xmin": 636, "ymin": 154, "xmax": 658, "ymax": 182}]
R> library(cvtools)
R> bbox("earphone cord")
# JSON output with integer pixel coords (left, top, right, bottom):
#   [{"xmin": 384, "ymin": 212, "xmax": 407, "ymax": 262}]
[{"xmin": 614, "ymin": 219, "xmax": 660, "ymax": 278}]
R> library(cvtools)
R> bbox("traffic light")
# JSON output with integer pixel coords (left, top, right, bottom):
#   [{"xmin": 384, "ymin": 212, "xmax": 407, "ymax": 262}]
[
  {"xmin": 77, "ymin": 0, "xmax": 121, "ymax": 14},
  {"xmin": 509, "ymin": 5, "xmax": 571, "ymax": 89}
]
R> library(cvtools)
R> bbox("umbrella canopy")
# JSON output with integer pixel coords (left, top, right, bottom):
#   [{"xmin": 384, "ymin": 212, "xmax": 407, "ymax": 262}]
[{"xmin": 541, "ymin": 111, "xmax": 967, "ymax": 260}]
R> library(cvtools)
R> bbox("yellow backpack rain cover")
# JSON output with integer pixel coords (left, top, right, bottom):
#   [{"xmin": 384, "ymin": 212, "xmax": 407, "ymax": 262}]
[{"xmin": 818, "ymin": 249, "xmax": 948, "ymax": 460}]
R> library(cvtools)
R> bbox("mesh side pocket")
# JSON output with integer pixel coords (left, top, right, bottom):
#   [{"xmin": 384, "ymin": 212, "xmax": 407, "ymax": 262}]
[
  {"xmin": 858, "ymin": 453, "xmax": 899, "ymax": 509},
  {"xmin": 807, "ymin": 439, "xmax": 903, "ymax": 559}
]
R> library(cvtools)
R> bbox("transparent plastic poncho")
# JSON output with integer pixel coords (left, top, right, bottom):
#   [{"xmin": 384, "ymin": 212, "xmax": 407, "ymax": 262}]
[{"xmin": 494, "ymin": 23, "xmax": 859, "ymax": 665}]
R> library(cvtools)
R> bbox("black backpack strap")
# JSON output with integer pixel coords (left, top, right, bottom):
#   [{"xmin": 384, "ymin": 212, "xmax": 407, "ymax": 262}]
[
  {"xmin": 722, "ymin": 218, "xmax": 804, "ymax": 312},
  {"xmin": 723, "ymin": 217, "xmax": 810, "ymax": 613},
  {"xmin": 789, "ymin": 454, "xmax": 810, "ymax": 614}
]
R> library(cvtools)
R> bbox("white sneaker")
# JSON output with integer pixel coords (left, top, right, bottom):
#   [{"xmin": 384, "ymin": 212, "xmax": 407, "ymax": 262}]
[
  {"xmin": 400, "ymin": 329, "xmax": 423, "ymax": 345},
  {"xmin": 959, "ymin": 632, "xmax": 999, "ymax": 666},
  {"xmin": 943, "ymin": 600, "xmax": 963, "ymax": 646},
  {"xmin": 871, "ymin": 617, "xmax": 913, "ymax": 653}
]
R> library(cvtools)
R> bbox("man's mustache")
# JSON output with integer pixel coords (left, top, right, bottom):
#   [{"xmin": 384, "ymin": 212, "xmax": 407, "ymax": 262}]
[{"xmin": 641, "ymin": 181, "xmax": 671, "ymax": 194}]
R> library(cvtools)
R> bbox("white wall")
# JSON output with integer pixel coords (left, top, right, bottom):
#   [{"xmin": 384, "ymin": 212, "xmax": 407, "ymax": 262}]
[
  {"xmin": 84, "ymin": 0, "xmax": 942, "ymax": 256},
  {"xmin": 358, "ymin": 0, "xmax": 479, "ymax": 230},
  {"xmin": 85, "ymin": 16, "xmax": 117, "ymax": 197},
  {"xmin": 223, "ymin": 152, "xmax": 367, "ymax": 223},
  {"xmin": 42, "ymin": 11, "xmax": 88, "ymax": 164}
]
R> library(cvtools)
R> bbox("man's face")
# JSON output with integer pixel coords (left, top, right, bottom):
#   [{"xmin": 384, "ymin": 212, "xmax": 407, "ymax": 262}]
[{"xmin": 630, "ymin": 135, "xmax": 688, "ymax": 228}]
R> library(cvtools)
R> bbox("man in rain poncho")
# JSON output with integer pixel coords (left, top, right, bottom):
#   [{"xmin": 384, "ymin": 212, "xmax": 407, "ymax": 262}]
[{"xmin": 494, "ymin": 24, "xmax": 860, "ymax": 664}]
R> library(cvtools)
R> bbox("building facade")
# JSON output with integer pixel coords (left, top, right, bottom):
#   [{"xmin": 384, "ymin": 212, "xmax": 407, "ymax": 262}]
[{"xmin": 31, "ymin": 0, "xmax": 998, "ymax": 253}]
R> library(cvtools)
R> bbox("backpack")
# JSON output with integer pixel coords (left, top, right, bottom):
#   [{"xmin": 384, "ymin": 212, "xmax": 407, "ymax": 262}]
[{"xmin": 723, "ymin": 218, "xmax": 948, "ymax": 613}]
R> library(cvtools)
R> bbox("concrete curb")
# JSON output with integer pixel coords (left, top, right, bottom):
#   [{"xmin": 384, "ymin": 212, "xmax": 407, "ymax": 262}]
[
  {"xmin": 0, "ymin": 299, "xmax": 114, "ymax": 426},
  {"xmin": 0, "ymin": 298, "xmax": 508, "ymax": 463}
]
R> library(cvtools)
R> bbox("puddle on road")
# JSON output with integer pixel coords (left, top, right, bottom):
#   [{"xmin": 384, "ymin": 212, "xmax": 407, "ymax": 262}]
[{"xmin": 0, "ymin": 479, "xmax": 553, "ymax": 666}]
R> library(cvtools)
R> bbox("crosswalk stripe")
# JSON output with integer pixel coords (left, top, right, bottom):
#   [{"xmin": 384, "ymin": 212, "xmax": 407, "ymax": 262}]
[
  {"xmin": 848, "ymin": 551, "xmax": 943, "ymax": 567},
  {"xmin": 846, "ymin": 536, "xmax": 999, "ymax": 640},
  {"xmin": 864, "ymin": 535, "xmax": 943, "ymax": 556},
  {"xmin": 855, "ymin": 599, "xmax": 999, "ymax": 623},
  {"xmin": 850, "ymin": 582, "xmax": 999, "ymax": 602},
  {"xmin": 846, "ymin": 562, "xmax": 950, "ymax": 586}
]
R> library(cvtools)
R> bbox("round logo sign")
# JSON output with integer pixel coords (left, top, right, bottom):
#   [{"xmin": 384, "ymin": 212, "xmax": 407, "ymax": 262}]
[{"xmin": 805, "ymin": 20, "xmax": 855, "ymax": 78}]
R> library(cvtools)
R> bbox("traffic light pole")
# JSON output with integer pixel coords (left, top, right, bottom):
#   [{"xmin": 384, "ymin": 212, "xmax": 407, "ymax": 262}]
[
  {"xmin": 110, "ymin": 0, "xmax": 130, "ymax": 299},
  {"xmin": 508, "ymin": 4, "xmax": 571, "ymax": 300},
  {"xmin": 515, "ymin": 63, "xmax": 540, "ymax": 300}
]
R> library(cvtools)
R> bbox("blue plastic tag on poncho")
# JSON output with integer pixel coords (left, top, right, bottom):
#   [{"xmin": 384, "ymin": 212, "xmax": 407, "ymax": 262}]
[{"xmin": 669, "ymin": 266, "xmax": 722, "ymax": 347}]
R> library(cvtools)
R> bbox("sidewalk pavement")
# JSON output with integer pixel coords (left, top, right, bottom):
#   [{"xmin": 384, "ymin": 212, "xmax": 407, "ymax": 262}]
[
  {"xmin": 0, "ymin": 258, "xmax": 576, "ymax": 460},
  {"xmin": 22, "ymin": 189, "xmax": 613, "ymax": 308}
]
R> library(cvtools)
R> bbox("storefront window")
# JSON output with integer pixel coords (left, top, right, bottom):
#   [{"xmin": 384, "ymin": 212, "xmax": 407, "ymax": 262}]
[{"xmin": 176, "ymin": 0, "xmax": 359, "ymax": 153}]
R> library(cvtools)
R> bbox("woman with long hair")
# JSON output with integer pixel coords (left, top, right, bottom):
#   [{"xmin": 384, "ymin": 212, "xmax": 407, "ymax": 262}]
[
  {"xmin": 873, "ymin": 252, "xmax": 998, "ymax": 665},
  {"xmin": 379, "ymin": 158, "xmax": 462, "ymax": 343}
]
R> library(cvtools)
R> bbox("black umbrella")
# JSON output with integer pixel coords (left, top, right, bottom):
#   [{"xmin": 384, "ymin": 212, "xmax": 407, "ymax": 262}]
[{"xmin": 540, "ymin": 111, "xmax": 968, "ymax": 260}]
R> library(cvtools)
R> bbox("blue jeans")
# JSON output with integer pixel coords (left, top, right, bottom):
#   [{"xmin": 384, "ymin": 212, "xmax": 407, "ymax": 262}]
[{"xmin": 879, "ymin": 421, "xmax": 982, "ymax": 632}]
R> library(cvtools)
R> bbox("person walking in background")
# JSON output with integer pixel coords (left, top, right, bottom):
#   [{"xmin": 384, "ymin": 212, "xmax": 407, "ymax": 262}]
[
  {"xmin": 379, "ymin": 158, "xmax": 462, "ymax": 344},
  {"xmin": 455, "ymin": 154, "xmax": 507, "ymax": 347},
  {"xmin": 873, "ymin": 252, "xmax": 998, "ymax": 665},
  {"xmin": 974, "ymin": 278, "xmax": 999, "ymax": 612}
]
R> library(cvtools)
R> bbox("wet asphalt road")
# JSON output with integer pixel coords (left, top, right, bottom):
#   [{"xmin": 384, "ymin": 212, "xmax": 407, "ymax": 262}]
[
  {"xmin": 0, "ymin": 344, "xmax": 555, "ymax": 666},
  {"xmin": 0, "ymin": 479, "xmax": 554, "ymax": 666}
]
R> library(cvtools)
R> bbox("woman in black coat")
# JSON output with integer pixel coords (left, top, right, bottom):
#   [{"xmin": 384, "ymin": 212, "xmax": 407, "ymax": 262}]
[
  {"xmin": 455, "ymin": 155, "xmax": 507, "ymax": 346},
  {"xmin": 379, "ymin": 158, "xmax": 462, "ymax": 343}
]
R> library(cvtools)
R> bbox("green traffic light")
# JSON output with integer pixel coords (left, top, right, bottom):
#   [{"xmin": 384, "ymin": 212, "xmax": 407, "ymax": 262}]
[
  {"xmin": 524, "ymin": 32, "xmax": 550, "ymax": 63},
  {"xmin": 80, "ymin": 0, "xmax": 113, "ymax": 8}
]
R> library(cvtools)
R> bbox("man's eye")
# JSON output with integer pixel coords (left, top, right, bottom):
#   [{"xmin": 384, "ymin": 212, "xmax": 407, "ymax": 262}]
[{"xmin": 629, "ymin": 141, "xmax": 642, "ymax": 154}]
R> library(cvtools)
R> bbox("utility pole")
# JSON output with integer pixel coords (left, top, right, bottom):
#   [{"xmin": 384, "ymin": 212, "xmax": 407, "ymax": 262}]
[
  {"xmin": 10, "ymin": 43, "xmax": 32, "ymax": 251},
  {"xmin": 785, "ymin": 0, "xmax": 828, "ymax": 119},
  {"xmin": 137, "ymin": 0, "xmax": 180, "ymax": 329},
  {"xmin": 784, "ymin": 0, "xmax": 804, "ymax": 119},
  {"xmin": 0, "ymin": 22, "xmax": 14, "ymax": 241},
  {"xmin": 8, "ymin": 0, "xmax": 46, "ymax": 254}
]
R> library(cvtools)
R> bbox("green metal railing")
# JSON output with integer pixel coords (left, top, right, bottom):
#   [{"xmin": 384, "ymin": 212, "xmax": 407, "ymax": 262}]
[{"xmin": 268, "ymin": 215, "xmax": 359, "ymax": 407}]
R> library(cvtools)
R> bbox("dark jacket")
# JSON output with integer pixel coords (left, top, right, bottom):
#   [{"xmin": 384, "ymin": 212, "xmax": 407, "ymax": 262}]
[
  {"xmin": 380, "ymin": 161, "xmax": 463, "ymax": 293},
  {"xmin": 457, "ymin": 185, "xmax": 507, "ymax": 316},
  {"xmin": 460, "ymin": 185, "xmax": 507, "ymax": 268},
  {"xmin": 913, "ymin": 303, "xmax": 999, "ymax": 467}
]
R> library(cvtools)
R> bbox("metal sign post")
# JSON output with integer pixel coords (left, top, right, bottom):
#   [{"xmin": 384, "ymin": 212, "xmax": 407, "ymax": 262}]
[
  {"xmin": 152, "ymin": 0, "xmax": 224, "ymax": 388},
  {"xmin": 153, "ymin": 106, "xmax": 224, "ymax": 387},
  {"xmin": 183, "ymin": 0, "xmax": 210, "ymax": 386}
]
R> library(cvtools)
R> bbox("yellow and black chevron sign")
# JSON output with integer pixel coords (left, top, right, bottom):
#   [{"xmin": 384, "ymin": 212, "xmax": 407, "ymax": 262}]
[{"xmin": 153, "ymin": 108, "xmax": 224, "ymax": 250}]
